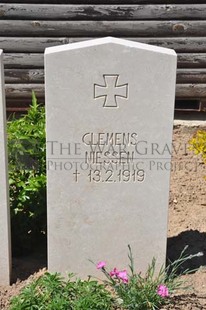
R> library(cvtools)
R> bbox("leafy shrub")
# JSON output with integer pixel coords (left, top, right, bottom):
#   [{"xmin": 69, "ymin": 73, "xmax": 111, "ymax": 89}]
[
  {"xmin": 189, "ymin": 129, "xmax": 206, "ymax": 163},
  {"xmin": 7, "ymin": 92, "xmax": 46, "ymax": 254},
  {"xmin": 10, "ymin": 273, "xmax": 115, "ymax": 310}
]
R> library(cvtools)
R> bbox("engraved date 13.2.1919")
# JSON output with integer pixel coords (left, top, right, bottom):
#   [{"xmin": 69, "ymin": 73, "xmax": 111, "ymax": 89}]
[{"xmin": 88, "ymin": 169, "xmax": 145, "ymax": 183}]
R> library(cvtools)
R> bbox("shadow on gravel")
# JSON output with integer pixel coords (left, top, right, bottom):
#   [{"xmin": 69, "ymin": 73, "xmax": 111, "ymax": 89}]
[
  {"xmin": 161, "ymin": 293, "xmax": 206, "ymax": 310},
  {"xmin": 167, "ymin": 229, "xmax": 206, "ymax": 272},
  {"xmin": 10, "ymin": 229, "xmax": 206, "ymax": 283},
  {"xmin": 11, "ymin": 244, "xmax": 47, "ymax": 284}
]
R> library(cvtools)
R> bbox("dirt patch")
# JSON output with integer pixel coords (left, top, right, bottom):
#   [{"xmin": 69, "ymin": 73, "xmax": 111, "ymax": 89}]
[
  {"xmin": 164, "ymin": 125, "xmax": 206, "ymax": 309},
  {"xmin": 1, "ymin": 125, "xmax": 206, "ymax": 309}
]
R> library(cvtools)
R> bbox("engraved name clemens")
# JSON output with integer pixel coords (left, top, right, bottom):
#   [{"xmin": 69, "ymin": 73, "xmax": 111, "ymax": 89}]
[
  {"xmin": 82, "ymin": 132, "xmax": 137, "ymax": 146},
  {"xmin": 84, "ymin": 132, "xmax": 137, "ymax": 166}
]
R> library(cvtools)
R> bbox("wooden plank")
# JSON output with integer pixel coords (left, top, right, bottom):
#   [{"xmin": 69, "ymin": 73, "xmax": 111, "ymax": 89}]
[
  {"xmin": 4, "ymin": 53, "xmax": 43, "ymax": 68},
  {"xmin": 7, "ymin": 107, "xmax": 32, "ymax": 113},
  {"xmin": 5, "ymin": 83, "xmax": 206, "ymax": 100},
  {"xmin": 0, "ymin": 37, "xmax": 69, "ymax": 52},
  {"xmin": 4, "ymin": 1, "xmax": 206, "ymax": 5},
  {"xmin": 2, "ymin": 37, "xmax": 206, "ymax": 53},
  {"xmin": 130, "ymin": 38, "xmax": 206, "ymax": 52},
  {"xmin": 70, "ymin": 37, "xmax": 206, "ymax": 52},
  {"xmin": 177, "ymin": 53, "xmax": 206, "ymax": 68},
  {"xmin": 1, "ymin": 4, "xmax": 206, "ymax": 20},
  {"xmin": 177, "ymin": 69, "xmax": 206, "ymax": 83},
  {"xmin": 3, "ymin": 52, "xmax": 206, "ymax": 69},
  {"xmin": 4, "ymin": 68, "xmax": 206, "ymax": 84},
  {"xmin": 6, "ymin": 97, "xmax": 44, "ymax": 113},
  {"xmin": 1, "ymin": 37, "xmax": 206, "ymax": 53},
  {"xmin": 5, "ymin": 84, "xmax": 44, "ymax": 98},
  {"xmin": 4, "ymin": 69, "xmax": 44, "ymax": 83},
  {"xmin": 1, "ymin": 20, "xmax": 206, "ymax": 37},
  {"xmin": 176, "ymin": 84, "xmax": 206, "ymax": 98}
]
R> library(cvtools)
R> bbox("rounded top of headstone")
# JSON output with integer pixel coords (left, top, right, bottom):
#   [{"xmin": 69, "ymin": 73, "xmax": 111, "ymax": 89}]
[{"xmin": 45, "ymin": 37, "xmax": 176, "ymax": 57}]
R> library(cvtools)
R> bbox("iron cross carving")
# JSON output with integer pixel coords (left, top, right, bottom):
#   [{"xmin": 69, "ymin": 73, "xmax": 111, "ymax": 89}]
[{"xmin": 94, "ymin": 75, "xmax": 129, "ymax": 108}]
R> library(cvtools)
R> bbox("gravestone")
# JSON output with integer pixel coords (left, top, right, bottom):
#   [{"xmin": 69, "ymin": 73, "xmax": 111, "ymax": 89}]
[
  {"xmin": 0, "ymin": 49, "xmax": 11, "ymax": 285},
  {"xmin": 45, "ymin": 37, "xmax": 177, "ymax": 278}
]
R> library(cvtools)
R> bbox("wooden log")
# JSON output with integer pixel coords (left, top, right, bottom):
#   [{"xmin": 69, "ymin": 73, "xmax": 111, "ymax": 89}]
[
  {"xmin": 3, "ymin": 52, "xmax": 206, "ymax": 69},
  {"xmin": 1, "ymin": 4, "xmax": 206, "ymax": 20},
  {"xmin": 176, "ymin": 84, "xmax": 206, "ymax": 98},
  {"xmin": 5, "ymin": 84, "xmax": 44, "ymax": 98},
  {"xmin": 6, "ymin": 106, "xmax": 33, "ymax": 113},
  {"xmin": 4, "ymin": 1, "xmax": 206, "ymax": 5},
  {"xmin": 5, "ymin": 83, "xmax": 206, "ymax": 100},
  {"xmin": 4, "ymin": 69, "xmax": 44, "ymax": 83},
  {"xmin": 177, "ymin": 53, "xmax": 206, "ymax": 68},
  {"xmin": 0, "ymin": 37, "xmax": 69, "ymax": 52},
  {"xmin": 4, "ymin": 68, "xmax": 206, "ymax": 84},
  {"xmin": 177, "ymin": 69, "xmax": 206, "ymax": 83},
  {"xmin": 1, "ymin": 37, "xmax": 206, "ymax": 53},
  {"xmin": 6, "ymin": 97, "xmax": 44, "ymax": 113},
  {"xmin": 4, "ymin": 53, "xmax": 44, "ymax": 68},
  {"xmin": 70, "ymin": 37, "xmax": 206, "ymax": 52},
  {"xmin": 1, "ymin": 20, "xmax": 206, "ymax": 37}
]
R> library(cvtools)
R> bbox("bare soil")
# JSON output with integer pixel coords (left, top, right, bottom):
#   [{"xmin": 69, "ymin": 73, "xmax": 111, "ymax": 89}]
[{"xmin": 1, "ymin": 125, "xmax": 206, "ymax": 309}]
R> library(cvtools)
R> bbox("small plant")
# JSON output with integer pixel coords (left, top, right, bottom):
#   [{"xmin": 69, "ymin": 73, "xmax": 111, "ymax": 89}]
[
  {"xmin": 95, "ymin": 245, "xmax": 201, "ymax": 310},
  {"xmin": 189, "ymin": 130, "xmax": 206, "ymax": 164},
  {"xmin": 7, "ymin": 92, "xmax": 46, "ymax": 254},
  {"xmin": 189, "ymin": 129, "xmax": 206, "ymax": 179},
  {"xmin": 9, "ymin": 272, "xmax": 115, "ymax": 310}
]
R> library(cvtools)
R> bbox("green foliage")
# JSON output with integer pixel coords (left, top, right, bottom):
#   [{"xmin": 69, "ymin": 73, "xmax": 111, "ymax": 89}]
[
  {"xmin": 9, "ymin": 273, "xmax": 115, "ymax": 310},
  {"xmin": 7, "ymin": 92, "xmax": 46, "ymax": 254},
  {"xmin": 97, "ymin": 245, "xmax": 201, "ymax": 310},
  {"xmin": 9, "ymin": 246, "xmax": 201, "ymax": 310},
  {"xmin": 189, "ymin": 130, "xmax": 206, "ymax": 163}
]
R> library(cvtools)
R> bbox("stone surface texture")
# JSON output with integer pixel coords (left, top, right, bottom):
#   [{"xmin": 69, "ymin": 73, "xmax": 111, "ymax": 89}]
[
  {"xmin": 0, "ymin": 49, "xmax": 11, "ymax": 285},
  {"xmin": 45, "ymin": 37, "xmax": 177, "ymax": 278}
]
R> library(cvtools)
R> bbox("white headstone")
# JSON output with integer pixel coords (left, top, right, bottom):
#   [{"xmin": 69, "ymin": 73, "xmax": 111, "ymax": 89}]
[
  {"xmin": 0, "ymin": 49, "xmax": 11, "ymax": 285},
  {"xmin": 45, "ymin": 37, "xmax": 177, "ymax": 278}
]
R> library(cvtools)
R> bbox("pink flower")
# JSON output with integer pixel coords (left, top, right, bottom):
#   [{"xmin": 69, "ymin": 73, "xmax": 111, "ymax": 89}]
[
  {"xmin": 157, "ymin": 285, "xmax": 169, "ymax": 297},
  {"xmin": 96, "ymin": 261, "xmax": 106, "ymax": 269},
  {"xmin": 110, "ymin": 268, "xmax": 128, "ymax": 283},
  {"xmin": 109, "ymin": 267, "xmax": 119, "ymax": 277},
  {"xmin": 117, "ymin": 270, "xmax": 128, "ymax": 283}
]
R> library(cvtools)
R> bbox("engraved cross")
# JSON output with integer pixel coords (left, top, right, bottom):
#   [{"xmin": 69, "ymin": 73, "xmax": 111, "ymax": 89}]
[
  {"xmin": 94, "ymin": 75, "xmax": 128, "ymax": 108},
  {"xmin": 73, "ymin": 170, "xmax": 80, "ymax": 182}
]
